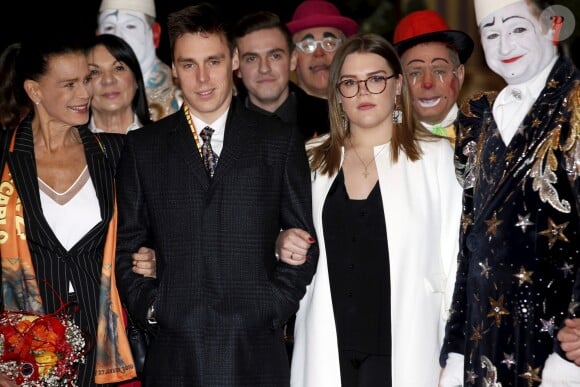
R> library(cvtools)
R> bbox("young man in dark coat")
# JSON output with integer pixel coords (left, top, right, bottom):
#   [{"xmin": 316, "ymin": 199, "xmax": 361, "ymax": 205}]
[{"xmin": 115, "ymin": 4, "xmax": 318, "ymax": 386}]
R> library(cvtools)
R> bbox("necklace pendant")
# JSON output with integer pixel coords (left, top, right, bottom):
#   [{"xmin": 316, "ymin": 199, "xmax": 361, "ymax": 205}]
[{"xmin": 362, "ymin": 168, "xmax": 370, "ymax": 178}]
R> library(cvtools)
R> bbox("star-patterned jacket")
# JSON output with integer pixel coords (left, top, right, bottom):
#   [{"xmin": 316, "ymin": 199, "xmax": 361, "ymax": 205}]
[{"xmin": 440, "ymin": 56, "xmax": 580, "ymax": 387}]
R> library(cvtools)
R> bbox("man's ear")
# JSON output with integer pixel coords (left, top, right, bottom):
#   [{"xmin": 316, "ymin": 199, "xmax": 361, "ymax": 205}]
[
  {"xmin": 290, "ymin": 49, "xmax": 298, "ymax": 72},
  {"xmin": 456, "ymin": 64, "xmax": 465, "ymax": 87},
  {"xmin": 232, "ymin": 47, "xmax": 240, "ymax": 71},
  {"xmin": 152, "ymin": 22, "xmax": 162, "ymax": 49}
]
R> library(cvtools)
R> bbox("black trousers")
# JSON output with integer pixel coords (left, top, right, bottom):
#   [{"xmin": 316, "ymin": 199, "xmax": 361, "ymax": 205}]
[{"xmin": 339, "ymin": 350, "xmax": 391, "ymax": 387}]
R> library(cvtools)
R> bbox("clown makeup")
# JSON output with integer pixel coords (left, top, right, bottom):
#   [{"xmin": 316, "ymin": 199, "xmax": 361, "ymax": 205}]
[
  {"xmin": 98, "ymin": 9, "xmax": 157, "ymax": 77},
  {"xmin": 401, "ymin": 42, "xmax": 464, "ymax": 125},
  {"xmin": 479, "ymin": 1, "xmax": 557, "ymax": 85},
  {"xmin": 293, "ymin": 26, "xmax": 344, "ymax": 98}
]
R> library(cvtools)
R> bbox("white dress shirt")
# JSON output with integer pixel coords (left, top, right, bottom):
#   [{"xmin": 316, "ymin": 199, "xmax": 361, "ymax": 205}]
[{"xmin": 492, "ymin": 56, "xmax": 558, "ymax": 145}]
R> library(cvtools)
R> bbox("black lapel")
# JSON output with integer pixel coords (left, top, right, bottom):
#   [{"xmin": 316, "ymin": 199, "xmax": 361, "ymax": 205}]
[
  {"xmin": 168, "ymin": 106, "xmax": 211, "ymax": 190},
  {"xmin": 210, "ymin": 98, "xmax": 253, "ymax": 188},
  {"xmin": 78, "ymin": 126, "xmax": 114, "ymax": 236},
  {"xmin": 8, "ymin": 120, "xmax": 63, "ymax": 252}
]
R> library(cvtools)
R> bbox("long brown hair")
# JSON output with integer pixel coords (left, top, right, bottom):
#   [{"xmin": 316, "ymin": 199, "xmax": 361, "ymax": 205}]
[{"xmin": 308, "ymin": 33, "xmax": 436, "ymax": 176}]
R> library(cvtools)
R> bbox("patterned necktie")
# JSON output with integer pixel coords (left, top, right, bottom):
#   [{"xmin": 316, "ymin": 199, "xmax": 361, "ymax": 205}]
[{"xmin": 199, "ymin": 126, "xmax": 218, "ymax": 177}]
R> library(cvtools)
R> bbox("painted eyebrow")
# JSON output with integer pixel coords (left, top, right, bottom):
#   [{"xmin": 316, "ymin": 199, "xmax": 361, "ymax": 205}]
[
  {"xmin": 431, "ymin": 57, "xmax": 450, "ymax": 64},
  {"xmin": 406, "ymin": 58, "xmax": 426, "ymax": 66},
  {"xmin": 405, "ymin": 57, "xmax": 449, "ymax": 67},
  {"xmin": 502, "ymin": 15, "xmax": 528, "ymax": 23},
  {"xmin": 482, "ymin": 14, "xmax": 528, "ymax": 29},
  {"xmin": 482, "ymin": 17, "xmax": 496, "ymax": 28},
  {"xmin": 322, "ymin": 32, "xmax": 339, "ymax": 38}
]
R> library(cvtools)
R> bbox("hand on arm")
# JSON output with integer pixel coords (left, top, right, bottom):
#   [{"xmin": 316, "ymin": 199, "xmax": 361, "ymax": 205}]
[
  {"xmin": 132, "ymin": 246, "xmax": 156, "ymax": 278},
  {"xmin": 276, "ymin": 228, "xmax": 315, "ymax": 266},
  {"xmin": 558, "ymin": 318, "xmax": 580, "ymax": 365}
]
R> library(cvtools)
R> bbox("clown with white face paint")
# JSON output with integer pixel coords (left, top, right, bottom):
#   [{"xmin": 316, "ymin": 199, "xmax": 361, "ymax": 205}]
[
  {"xmin": 479, "ymin": 2, "xmax": 557, "ymax": 85},
  {"xmin": 97, "ymin": 0, "xmax": 182, "ymax": 121},
  {"xmin": 439, "ymin": 1, "xmax": 580, "ymax": 386}
]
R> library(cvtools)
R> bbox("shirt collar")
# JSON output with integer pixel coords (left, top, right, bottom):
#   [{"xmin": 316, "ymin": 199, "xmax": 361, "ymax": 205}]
[
  {"xmin": 88, "ymin": 113, "xmax": 142, "ymax": 134},
  {"xmin": 191, "ymin": 108, "xmax": 229, "ymax": 138},
  {"xmin": 421, "ymin": 104, "xmax": 459, "ymax": 131},
  {"xmin": 497, "ymin": 55, "xmax": 559, "ymax": 106}
]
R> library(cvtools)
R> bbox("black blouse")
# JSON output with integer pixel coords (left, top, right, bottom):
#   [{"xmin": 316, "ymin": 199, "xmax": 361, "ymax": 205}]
[{"xmin": 323, "ymin": 170, "xmax": 391, "ymax": 355}]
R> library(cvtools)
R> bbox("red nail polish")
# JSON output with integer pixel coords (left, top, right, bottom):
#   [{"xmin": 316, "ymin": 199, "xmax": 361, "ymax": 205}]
[{"xmin": 308, "ymin": 237, "xmax": 315, "ymax": 243}]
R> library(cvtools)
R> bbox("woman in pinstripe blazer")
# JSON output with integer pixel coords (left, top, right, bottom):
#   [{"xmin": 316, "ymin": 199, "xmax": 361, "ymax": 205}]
[{"xmin": 0, "ymin": 34, "xmax": 136, "ymax": 386}]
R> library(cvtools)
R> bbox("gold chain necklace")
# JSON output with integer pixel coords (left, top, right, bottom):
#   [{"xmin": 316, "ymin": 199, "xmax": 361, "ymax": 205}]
[
  {"xmin": 183, "ymin": 104, "xmax": 203, "ymax": 158},
  {"xmin": 348, "ymin": 139, "xmax": 388, "ymax": 178}
]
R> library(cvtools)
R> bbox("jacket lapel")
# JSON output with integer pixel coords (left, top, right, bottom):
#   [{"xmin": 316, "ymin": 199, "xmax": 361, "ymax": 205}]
[
  {"xmin": 168, "ymin": 107, "xmax": 211, "ymax": 190},
  {"xmin": 210, "ymin": 100, "xmax": 252, "ymax": 188},
  {"xmin": 8, "ymin": 121, "xmax": 63, "ymax": 252},
  {"xmin": 474, "ymin": 57, "xmax": 577, "ymax": 223},
  {"xmin": 77, "ymin": 127, "xmax": 114, "ymax": 245}
]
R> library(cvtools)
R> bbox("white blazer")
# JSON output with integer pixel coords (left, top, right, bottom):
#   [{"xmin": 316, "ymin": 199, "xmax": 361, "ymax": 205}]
[{"xmin": 291, "ymin": 135, "xmax": 462, "ymax": 386}]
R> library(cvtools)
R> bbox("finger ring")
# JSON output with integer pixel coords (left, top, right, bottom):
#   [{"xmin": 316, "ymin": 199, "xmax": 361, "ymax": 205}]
[{"xmin": 275, "ymin": 251, "xmax": 280, "ymax": 260}]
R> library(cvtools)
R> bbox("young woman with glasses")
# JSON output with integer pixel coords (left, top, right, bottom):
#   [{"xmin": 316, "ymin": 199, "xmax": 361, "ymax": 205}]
[{"xmin": 276, "ymin": 33, "xmax": 462, "ymax": 386}]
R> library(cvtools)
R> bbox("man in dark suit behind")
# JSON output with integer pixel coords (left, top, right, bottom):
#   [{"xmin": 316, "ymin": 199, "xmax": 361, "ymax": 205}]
[
  {"xmin": 114, "ymin": 3, "xmax": 318, "ymax": 386},
  {"xmin": 232, "ymin": 11, "xmax": 330, "ymax": 142}
]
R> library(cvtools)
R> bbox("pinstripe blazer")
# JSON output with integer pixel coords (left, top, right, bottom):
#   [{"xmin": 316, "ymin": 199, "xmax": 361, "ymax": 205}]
[
  {"xmin": 115, "ymin": 98, "xmax": 318, "ymax": 386},
  {"xmin": 0, "ymin": 113, "xmax": 124, "ymax": 387}
]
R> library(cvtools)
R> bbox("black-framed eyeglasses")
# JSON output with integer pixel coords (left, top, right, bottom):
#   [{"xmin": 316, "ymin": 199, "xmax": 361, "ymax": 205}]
[
  {"xmin": 337, "ymin": 74, "xmax": 397, "ymax": 98},
  {"xmin": 295, "ymin": 37, "xmax": 342, "ymax": 54}
]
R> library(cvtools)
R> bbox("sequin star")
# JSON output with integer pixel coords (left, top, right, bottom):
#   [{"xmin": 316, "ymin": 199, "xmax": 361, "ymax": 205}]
[
  {"xmin": 547, "ymin": 79, "xmax": 559, "ymax": 88},
  {"xmin": 515, "ymin": 213, "xmax": 534, "ymax": 233},
  {"xmin": 505, "ymin": 150, "xmax": 515, "ymax": 163},
  {"xmin": 502, "ymin": 352, "xmax": 516, "ymax": 370},
  {"xmin": 488, "ymin": 295, "xmax": 510, "ymax": 327},
  {"xmin": 479, "ymin": 258, "xmax": 491, "ymax": 279},
  {"xmin": 538, "ymin": 218, "xmax": 570, "ymax": 249},
  {"xmin": 485, "ymin": 212, "xmax": 503, "ymax": 237},
  {"xmin": 531, "ymin": 118, "xmax": 541, "ymax": 128},
  {"xmin": 513, "ymin": 266, "xmax": 534, "ymax": 286},
  {"xmin": 560, "ymin": 262, "xmax": 574, "ymax": 278},
  {"xmin": 489, "ymin": 152, "xmax": 497, "ymax": 164},
  {"xmin": 466, "ymin": 369, "xmax": 478, "ymax": 384},
  {"xmin": 470, "ymin": 322, "xmax": 484, "ymax": 343},
  {"xmin": 540, "ymin": 316, "xmax": 556, "ymax": 337},
  {"xmin": 518, "ymin": 364, "xmax": 542, "ymax": 387}
]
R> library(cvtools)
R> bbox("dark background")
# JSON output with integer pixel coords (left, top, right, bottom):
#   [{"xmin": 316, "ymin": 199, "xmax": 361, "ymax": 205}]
[
  {"xmin": 0, "ymin": 0, "xmax": 577, "ymax": 103},
  {"xmin": 0, "ymin": 0, "xmax": 350, "ymax": 65}
]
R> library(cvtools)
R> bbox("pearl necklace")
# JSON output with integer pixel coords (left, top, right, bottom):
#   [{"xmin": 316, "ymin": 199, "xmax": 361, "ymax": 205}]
[{"xmin": 348, "ymin": 139, "xmax": 388, "ymax": 178}]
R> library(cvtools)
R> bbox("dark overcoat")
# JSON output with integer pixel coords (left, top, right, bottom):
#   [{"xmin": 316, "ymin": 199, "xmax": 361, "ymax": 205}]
[{"xmin": 115, "ymin": 98, "xmax": 318, "ymax": 386}]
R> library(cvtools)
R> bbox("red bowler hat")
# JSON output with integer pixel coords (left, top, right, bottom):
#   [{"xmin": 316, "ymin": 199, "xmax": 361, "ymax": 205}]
[
  {"xmin": 287, "ymin": 0, "xmax": 359, "ymax": 37},
  {"xmin": 393, "ymin": 10, "xmax": 474, "ymax": 64}
]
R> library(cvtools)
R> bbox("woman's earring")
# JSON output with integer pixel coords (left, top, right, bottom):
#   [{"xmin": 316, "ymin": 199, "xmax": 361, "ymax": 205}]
[
  {"xmin": 392, "ymin": 95, "xmax": 402, "ymax": 124},
  {"xmin": 341, "ymin": 111, "xmax": 349, "ymax": 132}
]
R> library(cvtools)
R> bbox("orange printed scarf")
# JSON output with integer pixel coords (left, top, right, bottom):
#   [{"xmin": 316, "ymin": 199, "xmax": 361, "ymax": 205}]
[{"xmin": 0, "ymin": 131, "xmax": 137, "ymax": 383}]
